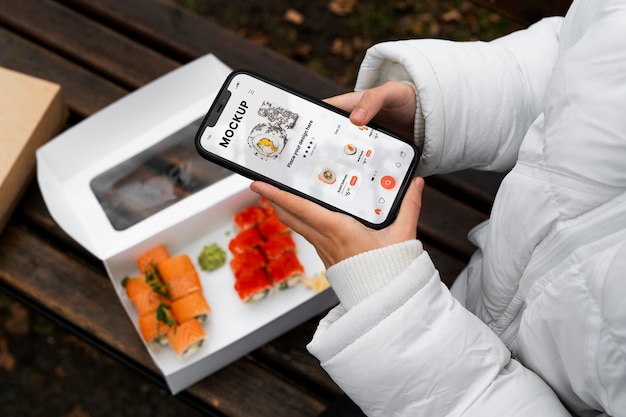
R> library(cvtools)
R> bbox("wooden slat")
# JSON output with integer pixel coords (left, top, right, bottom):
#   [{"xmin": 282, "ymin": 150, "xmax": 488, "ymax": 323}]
[
  {"xmin": 0, "ymin": 0, "xmax": 179, "ymax": 90},
  {"xmin": 429, "ymin": 170, "xmax": 507, "ymax": 215},
  {"xmin": 471, "ymin": 0, "xmax": 572, "ymax": 25},
  {"xmin": 424, "ymin": 244, "xmax": 468, "ymax": 288},
  {"xmin": 0, "ymin": 1, "xmax": 517, "ymax": 415},
  {"xmin": 419, "ymin": 186, "xmax": 487, "ymax": 260},
  {"xmin": 55, "ymin": 0, "xmax": 347, "ymax": 99},
  {"xmin": 0, "ymin": 225, "xmax": 154, "ymax": 368},
  {"xmin": 0, "ymin": 223, "xmax": 328, "ymax": 417},
  {"xmin": 0, "ymin": 27, "xmax": 125, "ymax": 117},
  {"xmin": 253, "ymin": 319, "xmax": 343, "ymax": 399}
]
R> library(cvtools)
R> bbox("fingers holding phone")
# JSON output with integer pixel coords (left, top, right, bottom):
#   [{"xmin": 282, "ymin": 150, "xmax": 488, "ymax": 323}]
[
  {"xmin": 324, "ymin": 81, "xmax": 417, "ymax": 140},
  {"xmin": 250, "ymin": 177, "xmax": 425, "ymax": 269},
  {"xmin": 195, "ymin": 71, "xmax": 420, "ymax": 231}
]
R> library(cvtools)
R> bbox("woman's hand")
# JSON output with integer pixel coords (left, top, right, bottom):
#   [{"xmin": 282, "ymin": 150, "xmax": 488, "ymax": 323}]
[
  {"xmin": 325, "ymin": 81, "xmax": 417, "ymax": 140},
  {"xmin": 250, "ymin": 177, "xmax": 425, "ymax": 269},
  {"xmin": 249, "ymin": 81, "xmax": 422, "ymax": 269}
]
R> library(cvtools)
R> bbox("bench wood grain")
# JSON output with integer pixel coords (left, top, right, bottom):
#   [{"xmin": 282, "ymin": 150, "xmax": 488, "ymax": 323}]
[{"xmin": 0, "ymin": 0, "xmax": 560, "ymax": 415}]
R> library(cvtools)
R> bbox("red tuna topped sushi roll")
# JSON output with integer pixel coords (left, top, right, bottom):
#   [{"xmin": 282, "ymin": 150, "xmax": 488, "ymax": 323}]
[
  {"xmin": 230, "ymin": 248, "xmax": 266, "ymax": 277},
  {"xmin": 259, "ymin": 197, "xmax": 274, "ymax": 215},
  {"xmin": 266, "ymin": 251, "xmax": 304, "ymax": 290},
  {"xmin": 260, "ymin": 233, "xmax": 296, "ymax": 261},
  {"xmin": 234, "ymin": 268, "xmax": 273, "ymax": 303},
  {"xmin": 228, "ymin": 227, "xmax": 264, "ymax": 255},
  {"xmin": 234, "ymin": 205, "xmax": 267, "ymax": 231},
  {"xmin": 257, "ymin": 214, "xmax": 290, "ymax": 239}
]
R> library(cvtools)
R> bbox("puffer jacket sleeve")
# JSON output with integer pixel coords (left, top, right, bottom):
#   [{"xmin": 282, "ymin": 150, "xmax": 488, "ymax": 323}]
[
  {"xmin": 354, "ymin": 17, "xmax": 562, "ymax": 176},
  {"xmin": 307, "ymin": 241, "xmax": 571, "ymax": 416}
]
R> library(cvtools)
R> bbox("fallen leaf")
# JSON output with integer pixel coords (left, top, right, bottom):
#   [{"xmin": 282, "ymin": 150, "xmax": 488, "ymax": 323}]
[
  {"xmin": 429, "ymin": 21, "xmax": 441, "ymax": 37},
  {"xmin": 293, "ymin": 43, "xmax": 313, "ymax": 58},
  {"xmin": 0, "ymin": 338, "xmax": 16, "ymax": 372},
  {"xmin": 54, "ymin": 364, "xmax": 68, "ymax": 378},
  {"xmin": 62, "ymin": 405, "xmax": 91, "ymax": 417},
  {"xmin": 247, "ymin": 32, "xmax": 269, "ymax": 47},
  {"xmin": 330, "ymin": 38, "xmax": 354, "ymax": 59},
  {"xmin": 284, "ymin": 8, "xmax": 304, "ymax": 25},
  {"xmin": 441, "ymin": 8, "xmax": 463, "ymax": 23},
  {"xmin": 5, "ymin": 302, "xmax": 29, "ymax": 335},
  {"xmin": 328, "ymin": 0, "xmax": 357, "ymax": 16}
]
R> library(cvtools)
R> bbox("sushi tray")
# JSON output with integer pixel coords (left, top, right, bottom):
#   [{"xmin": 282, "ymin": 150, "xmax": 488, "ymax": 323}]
[{"xmin": 36, "ymin": 54, "xmax": 337, "ymax": 394}]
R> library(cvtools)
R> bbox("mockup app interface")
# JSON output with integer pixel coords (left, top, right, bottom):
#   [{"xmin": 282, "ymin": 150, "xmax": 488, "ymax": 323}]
[{"xmin": 199, "ymin": 73, "xmax": 416, "ymax": 225}]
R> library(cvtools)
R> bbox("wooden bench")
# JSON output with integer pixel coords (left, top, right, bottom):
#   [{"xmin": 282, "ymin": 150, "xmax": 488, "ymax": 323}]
[{"xmin": 0, "ymin": 1, "xmax": 570, "ymax": 416}]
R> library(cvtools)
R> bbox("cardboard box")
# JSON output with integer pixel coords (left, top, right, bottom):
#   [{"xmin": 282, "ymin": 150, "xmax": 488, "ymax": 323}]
[
  {"xmin": 36, "ymin": 54, "xmax": 337, "ymax": 394},
  {"xmin": 0, "ymin": 67, "xmax": 68, "ymax": 232}
]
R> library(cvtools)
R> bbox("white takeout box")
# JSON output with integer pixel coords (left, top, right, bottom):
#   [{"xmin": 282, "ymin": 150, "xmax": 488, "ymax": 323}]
[{"xmin": 36, "ymin": 54, "xmax": 337, "ymax": 394}]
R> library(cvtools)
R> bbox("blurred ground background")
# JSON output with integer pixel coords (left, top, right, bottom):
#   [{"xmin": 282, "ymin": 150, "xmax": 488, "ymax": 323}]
[
  {"xmin": 172, "ymin": 0, "xmax": 522, "ymax": 87},
  {"xmin": 0, "ymin": 1, "xmax": 520, "ymax": 416}
]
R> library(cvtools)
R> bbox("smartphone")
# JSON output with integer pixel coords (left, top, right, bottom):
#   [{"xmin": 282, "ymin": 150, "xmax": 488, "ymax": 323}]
[{"xmin": 195, "ymin": 70, "xmax": 420, "ymax": 229}]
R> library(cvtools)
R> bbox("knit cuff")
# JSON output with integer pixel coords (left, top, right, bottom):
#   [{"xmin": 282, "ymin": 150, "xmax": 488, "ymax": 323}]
[{"xmin": 326, "ymin": 240, "xmax": 424, "ymax": 310}]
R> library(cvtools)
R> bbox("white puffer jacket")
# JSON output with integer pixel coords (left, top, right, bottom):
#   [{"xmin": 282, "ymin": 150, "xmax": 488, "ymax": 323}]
[{"xmin": 307, "ymin": 1, "xmax": 626, "ymax": 416}]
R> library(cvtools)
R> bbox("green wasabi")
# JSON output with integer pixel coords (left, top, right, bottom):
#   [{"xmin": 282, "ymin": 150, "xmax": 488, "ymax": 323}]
[{"xmin": 197, "ymin": 243, "xmax": 227, "ymax": 272}]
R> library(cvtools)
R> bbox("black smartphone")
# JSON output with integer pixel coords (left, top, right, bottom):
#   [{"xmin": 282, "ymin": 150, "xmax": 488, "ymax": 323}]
[{"xmin": 195, "ymin": 70, "xmax": 420, "ymax": 229}]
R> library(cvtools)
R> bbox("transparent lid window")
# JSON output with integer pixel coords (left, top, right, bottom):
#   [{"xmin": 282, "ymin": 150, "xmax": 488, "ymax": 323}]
[{"xmin": 90, "ymin": 119, "xmax": 232, "ymax": 230}]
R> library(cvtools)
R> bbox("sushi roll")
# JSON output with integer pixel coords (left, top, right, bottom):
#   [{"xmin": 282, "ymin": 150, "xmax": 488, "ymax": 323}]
[
  {"xmin": 229, "ymin": 248, "xmax": 266, "ymax": 277},
  {"xmin": 260, "ymin": 233, "xmax": 296, "ymax": 261},
  {"xmin": 156, "ymin": 254, "xmax": 197, "ymax": 284},
  {"xmin": 234, "ymin": 268, "xmax": 273, "ymax": 303},
  {"xmin": 257, "ymin": 214, "xmax": 290, "ymax": 240},
  {"xmin": 138, "ymin": 306, "xmax": 174, "ymax": 347},
  {"xmin": 122, "ymin": 276, "xmax": 164, "ymax": 315},
  {"xmin": 259, "ymin": 197, "xmax": 274, "ymax": 215},
  {"xmin": 228, "ymin": 227, "xmax": 264, "ymax": 255},
  {"xmin": 136, "ymin": 244, "xmax": 170, "ymax": 275},
  {"xmin": 234, "ymin": 205, "xmax": 267, "ymax": 231},
  {"xmin": 156, "ymin": 254, "xmax": 202, "ymax": 300},
  {"xmin": 166, "ymin": 272, "xmax": 202, "ymax": 301},
  {"xmin": 167, "ymin": 319, "xmax": 207, "ymax": 359},
  {"xmin": 170, "ymin": 291, "xmax": 212, "ymax": 324},
  {"xmin": 266, "ymin": 251, "xmax": 304, "ymax": 290}
]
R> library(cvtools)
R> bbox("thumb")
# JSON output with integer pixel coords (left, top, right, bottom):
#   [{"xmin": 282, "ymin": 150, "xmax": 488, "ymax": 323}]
[{"xmin": 393, "ymin": 177, "xmax": 425, "ymax": 233}]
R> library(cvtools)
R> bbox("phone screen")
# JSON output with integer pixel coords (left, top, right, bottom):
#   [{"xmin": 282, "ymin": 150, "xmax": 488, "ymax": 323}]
[{"xmin": 195, "ymin": 71, "xmax": 419, "ymax": 229}]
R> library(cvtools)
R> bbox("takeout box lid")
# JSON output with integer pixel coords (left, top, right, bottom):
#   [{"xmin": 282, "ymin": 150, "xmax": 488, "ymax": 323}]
[{"xmin": 36, "ymin": 54, "xmax": 236, "ymax": 260}]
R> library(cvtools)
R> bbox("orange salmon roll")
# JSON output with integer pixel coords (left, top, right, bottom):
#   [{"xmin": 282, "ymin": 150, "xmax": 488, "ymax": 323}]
[
  {"xmin": 170, "ymin": 291, "xmax": 212, "ymax": 324},
  {"xmin": 123, "ymin": 276, "xmax": 162, "ymax": 315},
  {"xmin": 136, "ymin": 244, "xmax": 170, "ymax": 275},
  {"xmin": 167, "ymin": 272, "xmax": 202, "ymax": 301},
  {"xmin": 123, "ymin": 275, "xmax": 152, "ymax": 299},
  {"xmin": 167, "ymin": 319, "xmax": 207, "ymax": 359},
  {"xmin": 138, "ymin": 308, "xmax": 174, "ymax": 346},
  {"xmin": 157, "ymin": 254, "xmax": 197, "ymax": 284}
]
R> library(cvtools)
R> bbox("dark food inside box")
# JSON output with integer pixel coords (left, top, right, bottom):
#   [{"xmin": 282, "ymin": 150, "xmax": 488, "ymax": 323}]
[{"xmin": 90, "ymin": 119, "xmax": 232, "ymax": 230}]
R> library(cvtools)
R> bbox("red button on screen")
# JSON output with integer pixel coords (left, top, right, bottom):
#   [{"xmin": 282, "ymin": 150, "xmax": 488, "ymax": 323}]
[{"xmin": 380, "ymin": 175, "xmax": 396, "ymax": 190}]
